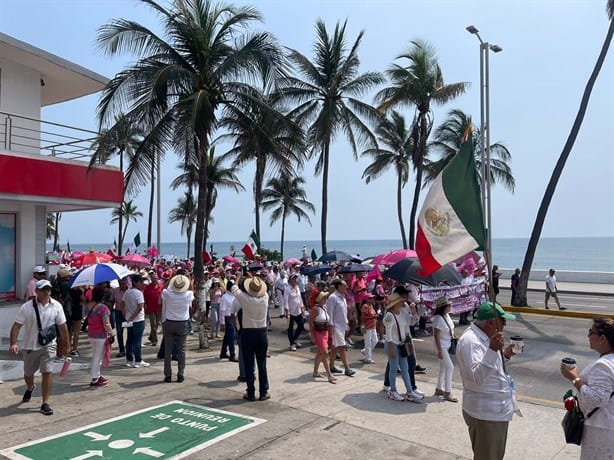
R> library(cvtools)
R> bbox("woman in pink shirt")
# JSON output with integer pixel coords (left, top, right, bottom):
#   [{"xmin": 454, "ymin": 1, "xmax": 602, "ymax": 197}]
[
  {"xmin": 208, "ymin": 279, "xmax": 223, "ymax": 339},
  {"xmin": 85, "ymin": 286, "xmax": 114, "ymax": 387}
]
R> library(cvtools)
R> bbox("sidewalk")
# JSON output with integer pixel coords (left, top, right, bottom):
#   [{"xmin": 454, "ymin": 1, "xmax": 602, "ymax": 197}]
[
  {"xmin": 0, "ymin": 335, "xmax": 580, "ymax": 460},
  {"xmin": 524, "ymin": 280, "xmax": 614, "ymax": 296}
]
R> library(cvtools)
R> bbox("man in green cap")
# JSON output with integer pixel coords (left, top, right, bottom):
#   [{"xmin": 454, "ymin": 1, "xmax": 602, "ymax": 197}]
[{"xmin": 456, "ymin": 302, "xmax": 521, "ymax": 460}]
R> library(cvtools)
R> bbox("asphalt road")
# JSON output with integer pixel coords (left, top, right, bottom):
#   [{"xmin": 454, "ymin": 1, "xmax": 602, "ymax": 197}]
[
  {"xmin": 267, "ymin": 297, "xmax": 609, "ymax": 409},
  {"xmin": 499, "ymin": 286, "xmax": 614, "ymax": 314}
]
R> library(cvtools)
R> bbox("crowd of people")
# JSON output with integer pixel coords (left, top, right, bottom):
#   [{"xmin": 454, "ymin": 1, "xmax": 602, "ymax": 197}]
[{"xmin": 7, "ymin": 257, "xmax": 613, "ymax": 460}]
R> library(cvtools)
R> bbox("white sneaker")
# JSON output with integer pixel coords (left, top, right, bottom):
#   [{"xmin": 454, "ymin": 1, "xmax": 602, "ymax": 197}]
[
  {"xmin": 405, "ymin": 392, "xmax": 422, "ymax": 403},
  {"xmin": 134, "ymin": 361, "xmax": 150, "ymax": 368},
  {"xmin": 125, "ymin": 361, "xmax": 135, "ymax": 368},
  {"xmin": 382, "ymin": 385, "xmax": 391, "ymax": 393},
  {"xmin": 289, "ymin": 344, "xmax": 297, "ymax": 351},
  {"xmin": 347, "ymin": 338, "xmax": 355, "ymax": 345},
  {"xmin": 294, "ymin": 341, "xmax": 302, "ymax": 349},
  {"xmin": 388, "ymin": 391, "xmax": 405, "ymax": 401},
  {"xmin": 412, "ymin": 389, "xmax": 425, "ymax": 399}
]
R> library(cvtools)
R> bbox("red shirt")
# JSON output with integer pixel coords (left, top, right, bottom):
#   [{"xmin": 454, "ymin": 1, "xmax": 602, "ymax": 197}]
[
  {"xmin": 361, "ymin": 303, "xmax": 378, "ymax": 330},
  {"xmin": 143, "ymin": 281, "xmax": 163, "ymax": 314}
]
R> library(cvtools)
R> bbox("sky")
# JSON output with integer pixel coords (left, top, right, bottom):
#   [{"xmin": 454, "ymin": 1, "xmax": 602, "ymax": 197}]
[{"xmin": 2, "ymin": 0, "xmax": 613, "ymax": 246}]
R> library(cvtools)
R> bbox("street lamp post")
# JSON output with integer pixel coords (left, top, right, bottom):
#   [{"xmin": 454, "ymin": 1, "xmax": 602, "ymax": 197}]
[{"xmin": 466, "ymin": 25, "xmax": 502, "ymax": 301}]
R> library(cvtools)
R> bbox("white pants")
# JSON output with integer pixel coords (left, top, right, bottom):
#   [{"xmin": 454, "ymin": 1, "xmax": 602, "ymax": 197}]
[
  {"xmin": 363, "ymin": 328, "xmax": 378, "ymax": 361},
  {"xmin": 436, "ymin": 347, "xmax": 454, "ymax": 392},
  {"xmin": 89, "ymin": 337, "xmax": 106, "ymax": 380}
]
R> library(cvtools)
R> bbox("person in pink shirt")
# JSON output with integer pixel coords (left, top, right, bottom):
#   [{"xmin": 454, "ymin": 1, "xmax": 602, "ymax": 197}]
[
  {"xmin": 360, "ymin": 294, "xmax": 378, "ymax": 363},
  {"xmin": 25, "ymin": 266, "xmax": 46, "ymax": 300},
  {"xmin": 85, "ymin": 287, "xmax": 114, "ymax": 387},
  {"xmin": 143, "ymin": 272, "xmax": 163, "ymax": 346}
]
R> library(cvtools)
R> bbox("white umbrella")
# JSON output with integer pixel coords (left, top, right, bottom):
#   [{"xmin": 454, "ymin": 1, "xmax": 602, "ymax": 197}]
[{"xmin": 69, "ymin": 263, "xmax": 134, "ymax": 288}]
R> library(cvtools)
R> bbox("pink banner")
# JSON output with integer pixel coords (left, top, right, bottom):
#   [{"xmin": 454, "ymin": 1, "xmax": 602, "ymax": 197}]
[{"xmin": 421, "ymin": 278, "xmax": 487, "ymax": 316}]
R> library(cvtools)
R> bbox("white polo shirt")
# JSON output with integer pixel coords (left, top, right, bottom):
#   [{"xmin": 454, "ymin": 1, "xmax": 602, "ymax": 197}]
[{"xmin": 15, "ymin": 298, "xmax": 66, "ymax": 350}]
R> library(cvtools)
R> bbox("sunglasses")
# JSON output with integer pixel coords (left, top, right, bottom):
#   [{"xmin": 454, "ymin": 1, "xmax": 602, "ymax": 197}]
[{"xmin": 588, "ymin": 329, "xmax": 601, "ymax": 336}]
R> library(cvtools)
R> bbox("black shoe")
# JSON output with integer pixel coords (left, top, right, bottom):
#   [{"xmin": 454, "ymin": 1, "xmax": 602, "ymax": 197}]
[
  {"xmin": 172, "ymin": 356, "xmax": 178, "ymax": 361},
  {"xmin": 415, "ymin": 365, "xmax": 428, "ymax": 374},
  {"xmin": 22, "ymin": 385, "xmax": 35, "ymax": 403},
  {"xmin": 259, "ymin": 393, "xmax": 271, "ymax": 401},
  {"xmin": 116, "ymin": 352, "xmax": 126, "ymax": 358},
  {"xmin": 331, "ymin": 367, "xmax": 343, "ymax": 374},
  {"xmin": 156, "ymin": 354, "xmax": 164, "ymax": 359},
  {"xmin": 40, "ymin": 403, "xmax": 53, "ymax": 416},
  {"xmin": 177, "ymin": 375, "xmax": 184, "ymax": 383},
  {"xmin": 243, "ymin": 393, "xmax": 256, "ymax": 402},
  {"xmin": 559, "ymin": 307, "xmax": 567, "ymax": 311},
  {"xmin": 164, "ymin": 376, "xmax": 172, "ymax": 383}
]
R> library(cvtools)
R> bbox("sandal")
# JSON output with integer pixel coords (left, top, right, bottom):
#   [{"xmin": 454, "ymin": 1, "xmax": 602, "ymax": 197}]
[
  {"xmin": 313, "ymin": 372, "xmax": 323, "ymax": 378},
  {"xmin": 328, "ymin": 376, "xmax": 337, "ymax": 384},
  {"xmin": 443, "ymin": 392, "xmax": 459, "ymax": 403}
]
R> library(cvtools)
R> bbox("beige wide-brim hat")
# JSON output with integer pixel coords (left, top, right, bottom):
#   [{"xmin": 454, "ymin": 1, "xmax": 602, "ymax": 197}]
[
  {"xmin": 315, "ymin": 290, "xmax": 330, "ymax": 304},
  {"xmin": 386, "ymin": 292, "xmax": 405, "ymax": 310},
  {"xmin": 245, "ymin": 277, "xmax": 266, "ymax": 297},
  {"xmin": 169, "ymin": 275, "xmax": 190, "ymax": 293}
]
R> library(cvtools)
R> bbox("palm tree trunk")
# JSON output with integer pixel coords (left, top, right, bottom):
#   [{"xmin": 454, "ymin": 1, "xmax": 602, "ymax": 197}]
[
  {"xmin": 517, "ymin": 18, "xmax": 614, "ymax": 306},
  {"xmin": 408, "ymin": 166, "xmax": 423, "ymax": 249},
  {"xmin": 280, "ymin": 215, "xmax": 286, "ymax": 260},
  {"xmin": 118, "ymin": 151, "xmax": 124, "ymax": 255},
  {"xmin": 186, "ymin": 226, "xmax": 192, "ymax": 260},
  {"xmin": 254, "ymin": 157, "xmax": 265, "ymax": 241},
  {"xmin": 147, "ymin": 157, "xmax": 155, "ymax": 248},
  {"xmin": 194, "ymin": 131, "xmax": 209, "ymax": 350},
  {"xmin": 396, "ymin": 172, "xmax": 408, "ymax": 249},
  {"xmin": 320, "ymin": 143, "xmax": 330, "ymax": 254},
  {"xmin": 53, "ymin": 213, "xmax": 60, "ymax": 251}
]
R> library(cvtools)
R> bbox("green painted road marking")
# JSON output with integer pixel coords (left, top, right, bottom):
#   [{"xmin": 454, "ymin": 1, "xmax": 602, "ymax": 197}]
[{"xmin": 1, "ymin": 401, "xmax": 265, "ymax": 460}]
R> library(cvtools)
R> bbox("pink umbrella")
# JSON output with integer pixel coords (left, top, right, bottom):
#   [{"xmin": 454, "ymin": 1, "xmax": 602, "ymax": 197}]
[
  {"xmin": 146, "ymin": 246, "xmax": 159, "ymax": 258},
  {"xmin": 285, "ymin": 257, "xmax": 301, "ymax": 266},
  {"xmin": 121, "ymin": 254, "xmax": 151, "ymax": 268},
  {"xmin": 223, "ymin": 255, "xmax": 241, "ymax": 264},
  {"xmin": 372, "ymin": 249, "xmax": 417, "ymax": 266}
]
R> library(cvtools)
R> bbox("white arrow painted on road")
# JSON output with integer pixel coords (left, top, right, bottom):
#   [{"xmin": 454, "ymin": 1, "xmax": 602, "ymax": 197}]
[
  {"xmin": 70, "ymin": 450, "xmax": 103, "ymax": 460},
  {"xmin": 139, "ymin": 427, "xmax": 169, "ymax": 438},
  {"xmin": 83, "ymin": 432, "xmax": 111, "ymax": 441},
  {"xmin": 133, "ymin": 447, "xmax": 164, "ymax": 458}
]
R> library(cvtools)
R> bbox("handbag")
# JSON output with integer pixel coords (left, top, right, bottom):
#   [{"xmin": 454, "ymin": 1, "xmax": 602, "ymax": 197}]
[
  {"xmin": 562, "ymin": 391, "xmax": 613, "ymax": 445},
  {"xmin": 32, "ymin": 298, "xmax": 57, "ymax": 346},
  {"xmin": 313, "ymin": 305, "xmax": 329, "ymax": 332},
  {"xmin": 443, "ymin": 315, "xmax": 457, "ymax": 355},
  {"xmin": 392, "ymin": 312, "xmax": 413, "ymax": 358}
]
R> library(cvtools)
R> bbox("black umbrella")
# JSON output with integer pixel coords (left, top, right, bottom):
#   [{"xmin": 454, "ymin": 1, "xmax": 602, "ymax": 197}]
[
  {"xmin": 318, "ymin": 250, "xmax": 354, "ymax": 263},
  {"xmin": 338, "ymin": 263, "xmax": 373, "ymax": 274},
  {"xmin": 383, "ymin": 259, "xmax": 463, "ymax": 287},
  {"xmin": 303, "ymin": 265, "xmax": 332, "ymax": 276}
]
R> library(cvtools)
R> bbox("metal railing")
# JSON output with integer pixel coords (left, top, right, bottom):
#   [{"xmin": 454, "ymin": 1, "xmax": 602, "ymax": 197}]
[{"xmin": 0, "ymin": 111, "xmax": 99, "ymax": 161}]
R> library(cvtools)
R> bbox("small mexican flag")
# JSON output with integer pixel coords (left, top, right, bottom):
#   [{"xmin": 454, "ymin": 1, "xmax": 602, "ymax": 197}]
[
  {"xmin": 241, "ymin": 230, "xmax": 260, "ymax": 260},
  {"xmin": 133, "ymin": 232, "xmax": 141, "ymax": 248},
  {"xmin": 415, "ymin": 128, "xmax": 486, "ymax": 276}
]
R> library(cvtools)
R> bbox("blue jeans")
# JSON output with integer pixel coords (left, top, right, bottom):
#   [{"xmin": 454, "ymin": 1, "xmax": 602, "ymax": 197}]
[
  {"xmin": 385, "ymin": 342, "xmax": 412, "ymax": 394},
  {"xmin": 384, "ymin": 349, "xmax": 417, "ymax": 390},
  {"xmin": 240, "ymin": 329, "xmax": 269, "ymax": 397},
  {"xmin": 113, "ymin": 309, "xmax": 125, "ymax": 353},
  {"xmin": 221, "ymin": 317, "xmax": 235, "ymax": 358},
  {"xmin": 126, "ymin": 320, "xmax": 145, "ymax": 363},
  {"xmin": 287, "ymin": 314, "xmax": 304, "ymax": 345}
]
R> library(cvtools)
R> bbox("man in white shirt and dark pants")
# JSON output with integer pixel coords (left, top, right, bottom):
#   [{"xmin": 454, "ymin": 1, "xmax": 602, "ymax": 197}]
[
  {"xmin": 545, "ymin": 268, "xmax": 565, "ymax": 310},
  {"xmin": 284, "ymin": 274, "xmax": 305, "ymax": 351},
  {"xmin": 456, "ymin": 302, "xmax": 521, "ymax": 460}
]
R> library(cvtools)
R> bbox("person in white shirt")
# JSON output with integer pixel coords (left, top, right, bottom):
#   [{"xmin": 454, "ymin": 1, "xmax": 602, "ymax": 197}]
[
  {"xmin": 9, "ymin": 279, "xmax": 70, "ymax": 416},
  {"xmin": 218, "ymin": 282, "xmax": 237, "ymax": 361},
  {"xmin": 559, "ymin": 317, "xmax": 614, "ymax": 459},
  {"xmin": 161, "ymin": 274, "xmax": 194, "ymax": 383},
  {"xmin": 545, "ymin": 268, "xmax": 565, "ymax": 310},
  {"xmin": 284, "ymin": 274, "xmax": 305, "ymax": 351},
  {"xmin": 121, "ymin": 274, "xmax": 149, "ymax": 368},
  {"xmin": 456, "ymin": 302, "xmax": 521, "ymax": 460},
  {"xmin": 432, "ymin": 296, "xmax": 458, "ymax": 402},
  {"xmin": 326, "ymin": 279, "xmax": 356, "ymax": 377}
]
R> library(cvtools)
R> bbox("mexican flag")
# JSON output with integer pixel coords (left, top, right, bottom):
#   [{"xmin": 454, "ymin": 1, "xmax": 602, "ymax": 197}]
[
  {"xmin": 241, "ymin": 230, "xmax": 260, "ymax": 260},
  {"xmin": 415, "ymin": 129, "xmax": 486, "ymax": 276}
]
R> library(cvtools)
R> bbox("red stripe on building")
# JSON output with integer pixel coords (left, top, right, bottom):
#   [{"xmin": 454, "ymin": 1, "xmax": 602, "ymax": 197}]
[{"xmin": 0, "ymin": 153, "xmax": 123, "ymax": 203}]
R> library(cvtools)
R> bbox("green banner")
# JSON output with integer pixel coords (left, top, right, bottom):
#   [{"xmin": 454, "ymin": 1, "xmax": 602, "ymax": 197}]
[{"xmin": 2, "ymin": 401, "xmax": 265, "ymax": 460}]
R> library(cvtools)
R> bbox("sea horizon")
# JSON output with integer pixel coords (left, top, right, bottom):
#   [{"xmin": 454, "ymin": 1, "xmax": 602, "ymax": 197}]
[{"xmin": 47, "ymin": 236, "xmax": 614, "ymax": 273}]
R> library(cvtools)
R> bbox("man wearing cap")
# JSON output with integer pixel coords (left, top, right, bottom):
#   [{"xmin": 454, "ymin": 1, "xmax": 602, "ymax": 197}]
[
  {"xmin": 9, "ymin": 280, "xmax": 70, "ymax": 415},
  {"xmin": 456, "ymin": 302, "xmax": 522, "ymax": 460},
  {"xmin": 25, "ymin": 266, "xmax": 47, "ymax": 300},
  {"xmin": 121, "ymin": 274, "xmax": 149, "ymax": 368},
  {"xmin": 231, "ymin": 274, "xmax": 270, "ymax": 401}
]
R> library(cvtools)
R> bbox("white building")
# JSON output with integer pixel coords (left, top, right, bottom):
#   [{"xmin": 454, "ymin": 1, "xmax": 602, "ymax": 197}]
[{"xmin": 0, "ymin": 32, "xmax": 122, "ymax": 343}]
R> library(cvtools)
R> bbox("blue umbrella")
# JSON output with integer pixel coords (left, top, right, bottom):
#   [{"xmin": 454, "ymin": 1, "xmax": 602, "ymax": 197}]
[
  {"xmin": 69, "ymin": 263, "xmax": 134, "ymax": 288},
  {"xmin": 318, "ymin": 250, "xmax": 356, "ymax": 263},
  {"xmin": 303, "ymin": 265, "xmax": 332, "ymax": 276},
  {"xmin": 338, "ymin": 263, "xmax": 373, "ymax": 274}
]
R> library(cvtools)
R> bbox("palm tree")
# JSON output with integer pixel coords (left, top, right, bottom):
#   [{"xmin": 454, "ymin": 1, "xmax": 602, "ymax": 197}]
[
  {"xmin": 426, "ymin": 109, "xmax": 515, "ymax": 191},
  {"xmin": 261, "ymin": 175, "xmax": 315, "ymax": 259},
  {"xmin": 110, "ymin": 200, "xmax": 143, "ymax": 253},
  {"xmin": 279, "ymin": 19, "xmax": 384, "ymax": 254},
  {"xmin": 96, "ymin": 0, "xmax": 283, "ymax": 300},
  {"xmin": 218, "ymin": 86, "xmax": 305, "ymax": 240},
  {"xmin": 168, "ymin": 192, "xmax": 197, "ymax": 259},
  {"xmin": 376, "ymin": 39, "xmax": 467, "ymax": 248},
  {"xmin": 90, "ymin": 114, "xmax": 143, "ymax": 255},
  {"xmin": 517, "ymin": 0, "xmax": 614, "ymax": 305},
  {"xmin": 361, "ymin": 111, "xmax": 412, "ymax": 248},
  {"xmin": 46, "ymin": 213, "xmax": 56, "ymax": 241}
]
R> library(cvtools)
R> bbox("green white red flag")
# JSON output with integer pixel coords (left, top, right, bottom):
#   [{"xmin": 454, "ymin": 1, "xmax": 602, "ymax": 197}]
[
  {"xmin": 415, "ymin": 128, "xmax": 486, "ymax": 276},
  {"xmin": 241, "ymin": 230, "xmax": 260, "ymax": 260}
]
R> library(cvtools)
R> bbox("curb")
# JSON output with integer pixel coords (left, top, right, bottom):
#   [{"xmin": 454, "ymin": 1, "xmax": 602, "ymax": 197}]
[
  {"xmin": 525, "ymin": 287, "xmax": 614, "ymax": 297},
  {"xmin": 504, "ymin": 305, "xmax": 614, "ymax": 320}
]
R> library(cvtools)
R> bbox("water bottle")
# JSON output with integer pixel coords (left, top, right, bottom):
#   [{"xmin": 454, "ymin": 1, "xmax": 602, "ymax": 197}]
[{"xmin": 60, "ymin": 357, "xmax": 71, "ymax": 378}]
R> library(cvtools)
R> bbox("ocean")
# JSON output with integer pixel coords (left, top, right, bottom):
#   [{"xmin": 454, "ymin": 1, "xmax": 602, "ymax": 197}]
[{"xmin": 50, "ymin": 236, "xmax": 614, "ymax": 273}]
